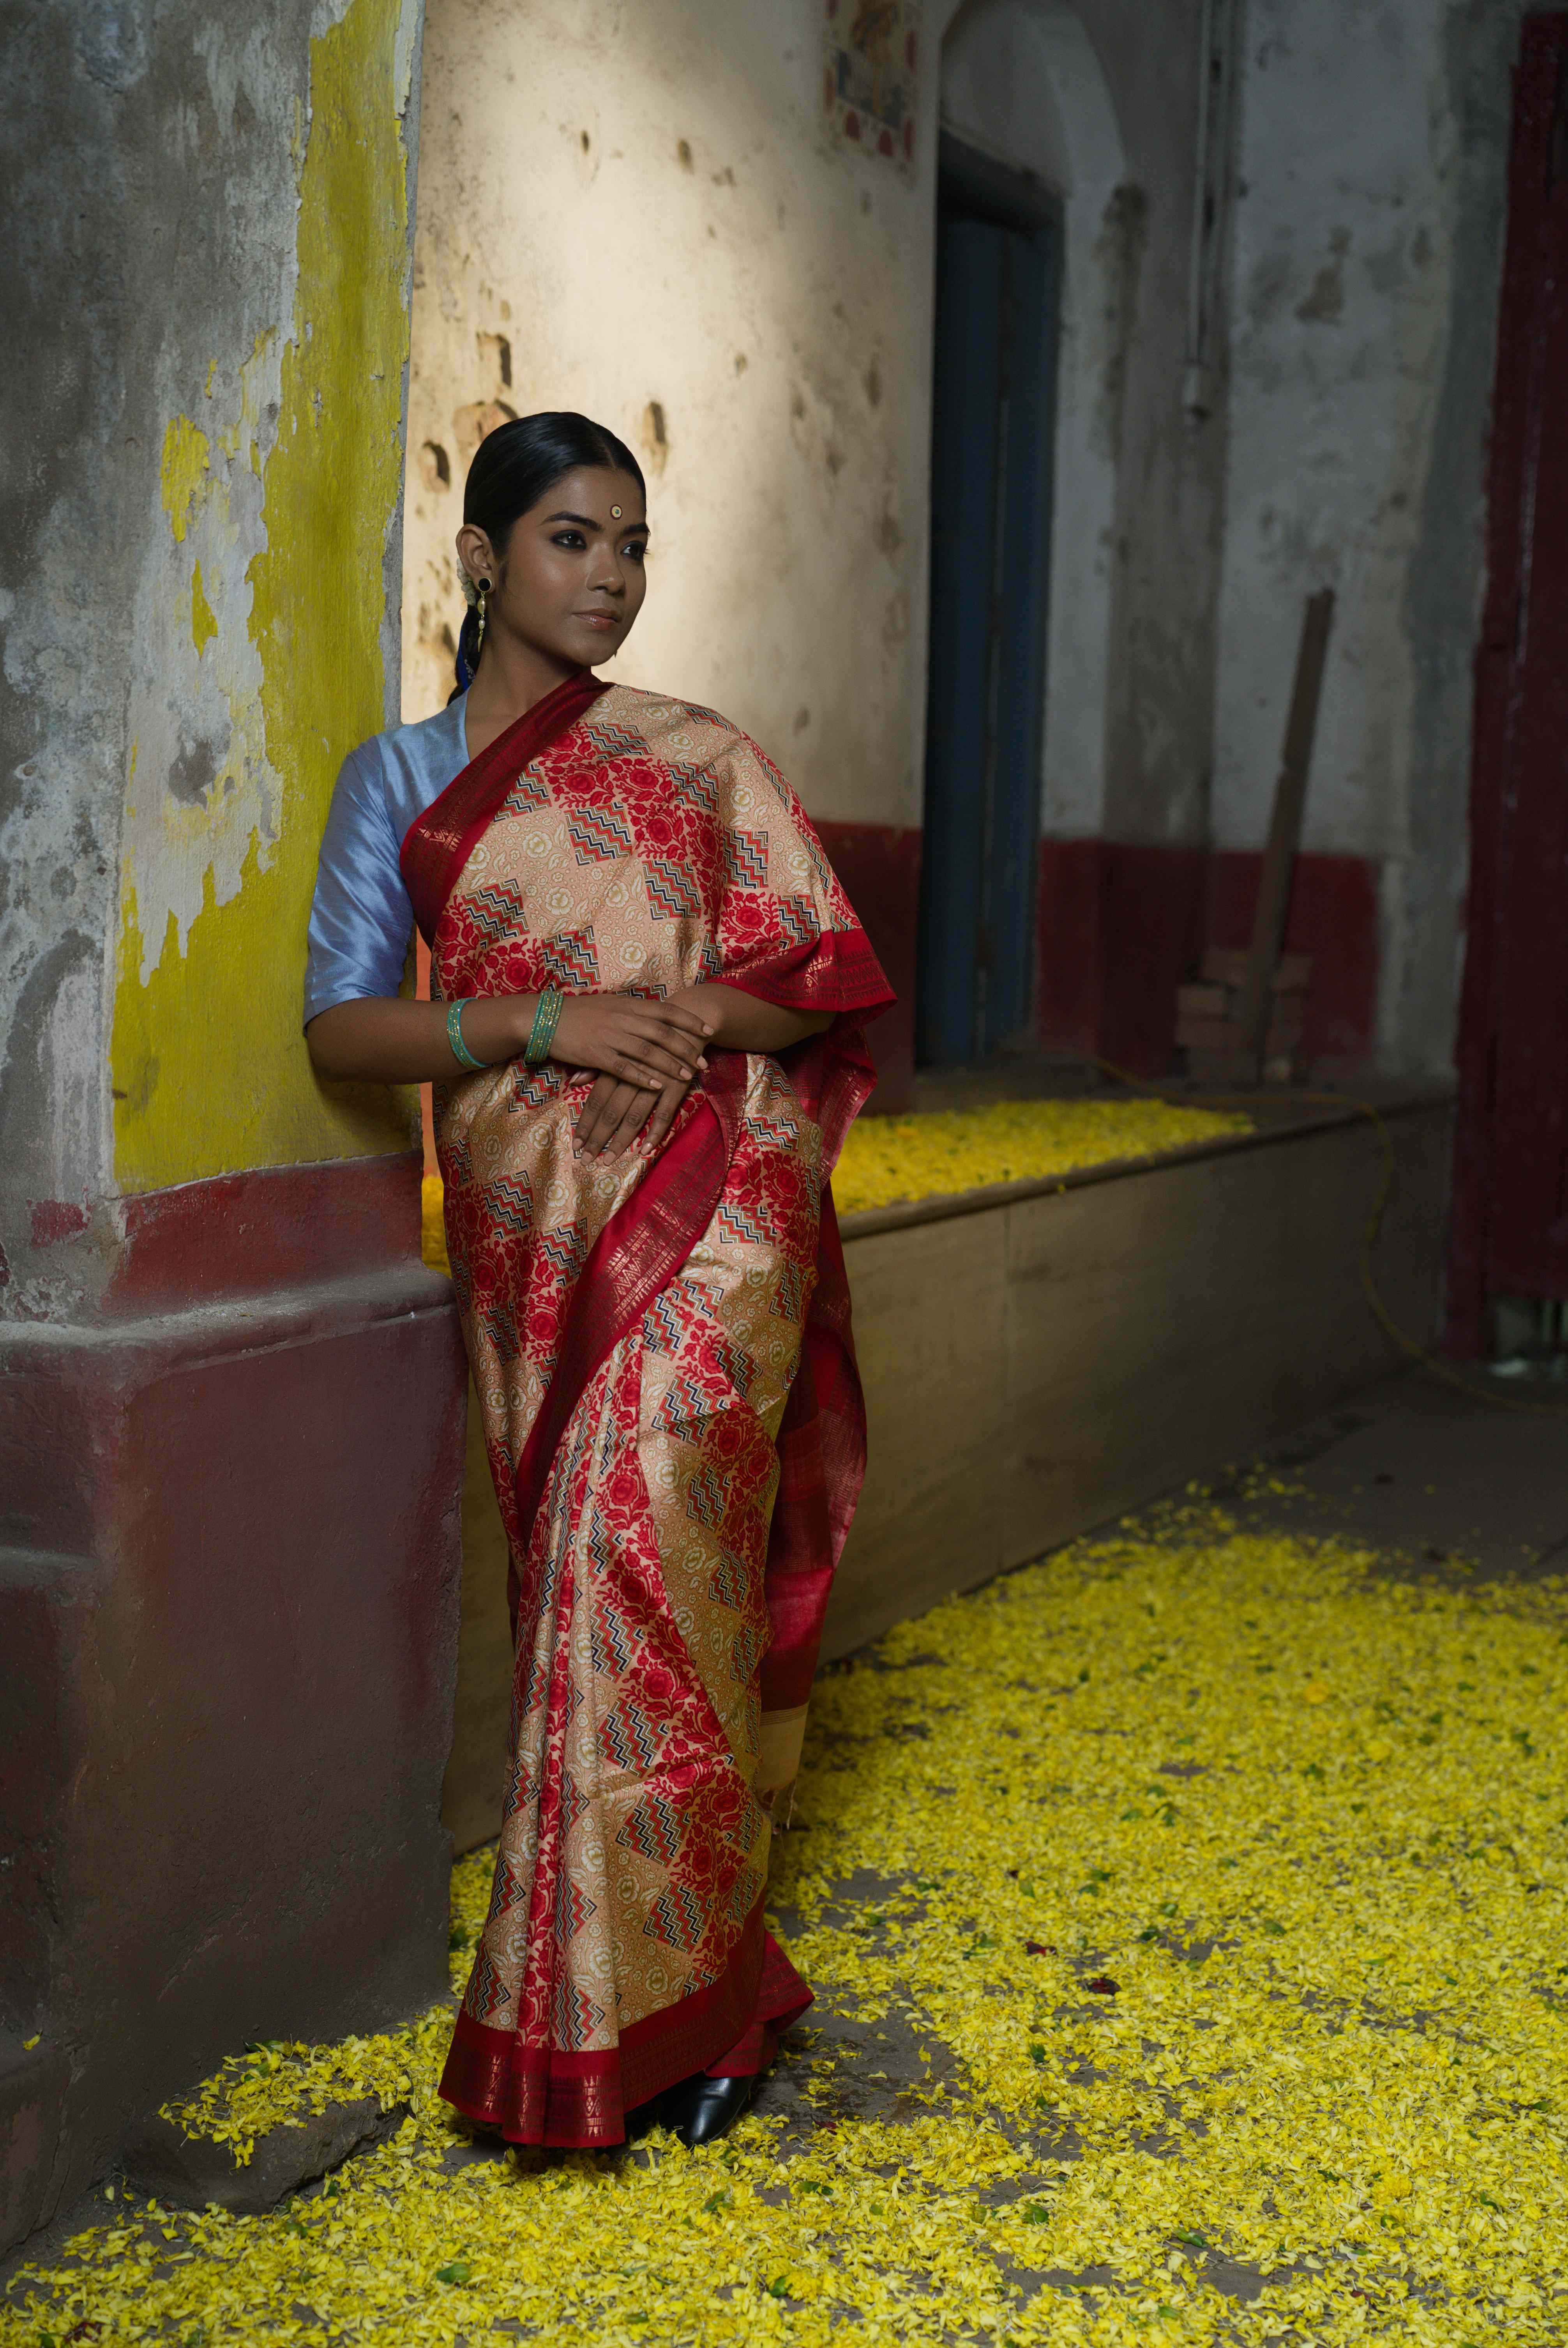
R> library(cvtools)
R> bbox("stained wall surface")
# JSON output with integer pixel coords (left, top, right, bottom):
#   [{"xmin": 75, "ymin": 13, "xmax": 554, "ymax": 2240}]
[
  {"xmin": 404, "ymin": 0, "xmax": 934, "ymax": 839},
  {"xmin": 0, "ymin": 0, "xmax": 423, "ymax": 1320},
  {"xmin": 1214, "ymin": 0, "xmax": 1525, "ymax": 1076}
]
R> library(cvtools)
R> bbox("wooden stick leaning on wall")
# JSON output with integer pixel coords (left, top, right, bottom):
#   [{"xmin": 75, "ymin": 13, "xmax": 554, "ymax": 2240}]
[{"xmin": 1233, "ymin": 587, "xmax": 1336, "ymax": 1083}]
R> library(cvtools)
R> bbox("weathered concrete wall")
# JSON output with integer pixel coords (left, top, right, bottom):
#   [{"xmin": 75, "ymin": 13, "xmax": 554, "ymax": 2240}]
[
  {"xmin": 1214, "ymin": 0, "xmax": 1523, "ymax": 1076},
  {"xmin": 404, "ymin": 0, "xmax": 934, "ymax": 840},
  {"xmin": 0, "ymin": 0, "xmax": 468, "ymax": 2265},
  {"xmin": 0, "ymin": 0, "xmax": 422, "ymax": 1323}
]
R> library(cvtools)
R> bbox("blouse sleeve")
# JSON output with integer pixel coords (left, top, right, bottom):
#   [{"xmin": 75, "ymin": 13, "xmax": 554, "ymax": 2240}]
[{"xmin": 302, "ymin": 743, "xmax": 417, "ymax": 1025}]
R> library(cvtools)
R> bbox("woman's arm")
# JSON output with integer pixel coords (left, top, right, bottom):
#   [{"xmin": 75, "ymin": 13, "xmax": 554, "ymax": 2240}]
[
  {"xmin": 306, "ymin": 990, "xmax": 713, "ymax": 1087},
  {"xmin": 668, "ymin": 983, "xmax": 833, "ymax": 1053}
]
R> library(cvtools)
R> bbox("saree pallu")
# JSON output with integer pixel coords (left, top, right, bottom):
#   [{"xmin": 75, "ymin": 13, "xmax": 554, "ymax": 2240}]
[{"xmin": 402, "ymin": 672, "xmax": 894, "ymax": 2146}]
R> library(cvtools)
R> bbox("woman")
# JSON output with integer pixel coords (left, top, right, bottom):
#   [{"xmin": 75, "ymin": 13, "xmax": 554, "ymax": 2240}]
[{"xmin": 305, "ymin": 413, "xmax": 892, "ymax": 2151}]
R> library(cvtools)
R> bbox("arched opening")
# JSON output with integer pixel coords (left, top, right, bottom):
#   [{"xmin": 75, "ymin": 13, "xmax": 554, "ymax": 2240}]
[{"xmin": 923, "ymin": 0, "xmax": 1126, "ymax": 1064}]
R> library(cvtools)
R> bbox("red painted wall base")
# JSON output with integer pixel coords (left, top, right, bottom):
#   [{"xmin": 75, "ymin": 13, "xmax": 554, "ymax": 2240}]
[
  {"xmin": 0, "ymin": 1156, "xmax": 464, "ymax": 2254},
  {"xmin": 1037, "ymin": 839, "xmax": 1381, "ymax": 1078}
]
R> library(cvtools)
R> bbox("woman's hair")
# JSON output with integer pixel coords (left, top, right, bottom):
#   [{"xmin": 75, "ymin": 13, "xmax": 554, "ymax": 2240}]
[{"xmin": 452, "ymin": 411, "xmax": 646, "ymax": 693}]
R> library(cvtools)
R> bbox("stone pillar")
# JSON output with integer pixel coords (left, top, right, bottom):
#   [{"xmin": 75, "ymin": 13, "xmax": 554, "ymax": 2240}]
[{"xmin": 0, "ymin": 0, "xmax": 463, "ymax": 2256}]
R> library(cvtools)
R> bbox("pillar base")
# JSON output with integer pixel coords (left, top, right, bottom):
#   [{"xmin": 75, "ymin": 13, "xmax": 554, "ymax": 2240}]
[{"xmin": 0, "ymin": 1156, "xmax": 465, "ymax": 2254}]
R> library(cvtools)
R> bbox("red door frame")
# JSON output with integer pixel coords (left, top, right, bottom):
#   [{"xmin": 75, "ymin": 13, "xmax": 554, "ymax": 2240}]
[{"xmin": 1448, "ymin": 14, "xmax": 1568, "ymax": 1354}]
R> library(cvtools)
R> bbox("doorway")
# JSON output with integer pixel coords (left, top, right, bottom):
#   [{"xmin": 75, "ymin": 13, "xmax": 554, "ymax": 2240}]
[
  {"xmin": 1449, "ymin": 14, "xmax": 1568, "ymax": 1361},
  {"xmin": 916, "ymin": 132, "xmax": 1061, "ymax": 1066}
]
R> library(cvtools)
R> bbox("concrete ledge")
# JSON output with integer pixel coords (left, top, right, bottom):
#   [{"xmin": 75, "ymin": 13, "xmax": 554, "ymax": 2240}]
[{"xmin": 827, "ymin": 1092, "xmax": 1454, "ymax": 1655}]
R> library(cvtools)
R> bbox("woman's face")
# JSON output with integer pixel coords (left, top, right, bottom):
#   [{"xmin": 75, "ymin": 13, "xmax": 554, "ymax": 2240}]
[{"xmin": 456, "ymin": 467, "xmax": 648, "ymax": 675}]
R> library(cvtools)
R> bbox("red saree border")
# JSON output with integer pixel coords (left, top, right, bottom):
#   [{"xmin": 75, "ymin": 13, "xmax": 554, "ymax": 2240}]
[
  {"xmin": 506, "ymin": 1050, "xmax": 750, "ymax": 1631},
  {"xmin": 438, "ymin": 1900, "xmax": 810, "ymax": 2146},
  {"xmin": 399, "ymin": 668, "xmax": 609, "ymax": 947}
]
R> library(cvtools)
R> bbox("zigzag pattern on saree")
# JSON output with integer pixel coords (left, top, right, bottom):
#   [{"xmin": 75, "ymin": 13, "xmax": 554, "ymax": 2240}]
[
  {"xmin": 615, "ymin": 1792, "xmax": 684, "ymax": 1868},
  {"xmin": 654, "ymin": 1371, "xmax": 715, "ymax": 1445},
  {"xmin": 459, "ymin": 880, "xmax": 529, "ymax": 946},
  {"xmin": 769, "ymin": 1257, "xmax": 809, "ymax": 1323},
  {"xmin": 643, "ymin": 859, "xmax": 705, "ymax": 920},
  {"xmin": 775, "ymin": 895, "xmax": 821, "ymax": 947},
  {"xmin": 589, "ymin": 1577, "xmax": 636, "ymax": 1680},
  {"xmin": 482, "ymin": 1171, "xmax": 533, "ymax": 1236},
  {"xmin": 468, "ymin": 1948, "xmax": 508, "ymax": 2023},
  {"xmin": 479, "ymin": 1296, "xmax": 520, "ymax": 1364},
  {"xmin": 568, "ymin": 806, "xmax": 634, "ymax": 863},
  {"xmin": 498, "ymin": 769, "xmax": 552, "ymax": 817},
  {"xmin": 731, "ymin": 1619, "xmax": 770, "ymax": 1686},
  {"xmin": 643, "ymin": 1292, "xmax": 685, "ymax": 1357},
  {"xmin": 708, "ymin": 1547, "xmax": 750, "ymax": 1611},
  {"xmin": 712, "ymin": 1336, "xmax": 755, "ymax": 1398},
  {"xmin": 489, "ymin": 1849, "xmax": 529, "ymax": 1922},
  {"xmin": 536, "ymin": 1225, "xmax": 588, "ymax": 1283},
  {"xmin": 554, "ymin": 1866, "xmax": 597, "ymax": 1944},
  {"xmin": 668, "ymin": 756, "xmax": 719, "ymax": 812},
  {"xmin": 600, "ymin": 1699, "xmax": 662, "ymax": 1774},
  {"xmin": 721, "ymin": 826, "xmax": 769, "ymax": 888},
  {"xmin": 642, "ymin": 1881, "xmax": 708, "ymax": 1955},
  {"xmin": 714, "ymin": 1200, "xmax": 771, "ymax": 1249},
  {"xmin": 685, "ymin": 1458, "xmax": 734, "ymax": 1530},
  {"xmin": 551, "ymin": 1977, "xmax": 606, "ymax": 2050},
  {"xmin": 746, "ymin": 1107, "xmax": 802, "ymax": 1153},
  {"xmin": 537, "ymin": 928, "xmax": 601, "ymax": 988},
  {"xmin": 510, "ymin": 1063, "xmax": 565, "ymax": 1114},
  {"xmin": 727, "ymin": 1860, "xmax": 766, "ymax": 1925},
  {"xmin": 581, "ymin": 717, "xmax": 646, "ymax": 760}
]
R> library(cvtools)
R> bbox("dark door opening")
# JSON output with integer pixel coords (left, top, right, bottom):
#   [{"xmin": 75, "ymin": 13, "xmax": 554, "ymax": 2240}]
[
  {"xmin": 916, "ymin": 133, "xmax": 1061, "ymax": 1067},
  {"xmin": 1449, "ymin": 15, "xmax": 1568, "ymax": 1361}
]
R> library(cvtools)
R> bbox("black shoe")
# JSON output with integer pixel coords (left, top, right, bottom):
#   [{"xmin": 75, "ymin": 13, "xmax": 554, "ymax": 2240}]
[{"xmin": 662, "ymin": 2071, "xmax": 756, "ymax": 2147}]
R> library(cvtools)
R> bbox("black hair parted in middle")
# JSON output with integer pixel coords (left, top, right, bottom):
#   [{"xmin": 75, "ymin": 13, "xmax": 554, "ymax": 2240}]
[{"xmin": 453, "ymin": 411, "xmax": 647, "ymax": 693}]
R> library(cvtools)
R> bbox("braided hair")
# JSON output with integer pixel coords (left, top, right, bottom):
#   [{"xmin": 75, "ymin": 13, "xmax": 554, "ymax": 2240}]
[{"xmin": 452, "ymin": 412, "xmax": 646, "ymax": 695}]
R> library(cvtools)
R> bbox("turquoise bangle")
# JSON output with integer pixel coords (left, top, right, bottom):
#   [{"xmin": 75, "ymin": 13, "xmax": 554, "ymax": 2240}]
[
  {"xmin": 446, "ymin": 997, "xmax": 486, "ymax": 1072},
  {"xmin": 525, "ymin": 985, "xmax": 563, "ymax": 1066}
]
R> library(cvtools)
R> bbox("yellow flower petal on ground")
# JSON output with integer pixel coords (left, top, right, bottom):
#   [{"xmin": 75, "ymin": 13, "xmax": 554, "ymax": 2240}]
[{"xmin": 7, "ymin": 1520, "xmax": 1566, "ymax": 2345}]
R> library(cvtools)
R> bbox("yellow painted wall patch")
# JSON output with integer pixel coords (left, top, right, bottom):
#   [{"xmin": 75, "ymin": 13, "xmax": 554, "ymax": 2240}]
[
  {"xmin": 113, "ymin": 0, "xmax": 415, "ymax": 1193},
  {"xmin": 191, "ymin": 562, "xmax": 217, "ymax": 656},
  {"xmin": 160, "ymin": 414, "xmax": 210, "ymax": 545}
]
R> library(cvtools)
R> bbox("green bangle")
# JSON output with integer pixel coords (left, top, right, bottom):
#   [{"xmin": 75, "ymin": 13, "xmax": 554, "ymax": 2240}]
[
  {"xmin": 446, "ymin": 997, "xmax": 486, "ymax": 1072},
  {"xmin": 524, "ymin": 985, "xmax": 563, "ymax": 1066}
]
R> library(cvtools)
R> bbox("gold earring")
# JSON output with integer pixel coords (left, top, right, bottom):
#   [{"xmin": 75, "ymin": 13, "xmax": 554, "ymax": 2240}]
[{"xmin": 475, "ymin": 577, "xmax": 491, "ymax": 655}]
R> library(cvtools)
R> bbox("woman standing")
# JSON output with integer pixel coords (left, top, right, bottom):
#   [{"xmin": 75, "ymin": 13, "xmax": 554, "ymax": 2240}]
[{"xmin": 305, "ymin": 414, "xmax": 892, "ymax": 2150}]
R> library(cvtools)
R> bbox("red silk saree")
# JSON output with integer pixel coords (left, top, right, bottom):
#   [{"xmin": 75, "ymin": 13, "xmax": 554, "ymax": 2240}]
[{"xmin": 401, "ymin": 672, "xmax": 894, "ymax": 2147}]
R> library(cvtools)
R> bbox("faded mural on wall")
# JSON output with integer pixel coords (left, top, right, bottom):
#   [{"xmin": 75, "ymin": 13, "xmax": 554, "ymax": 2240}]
[{"xmin": 823, "ymin": 0, "xmax": 918, "ymax": 168}]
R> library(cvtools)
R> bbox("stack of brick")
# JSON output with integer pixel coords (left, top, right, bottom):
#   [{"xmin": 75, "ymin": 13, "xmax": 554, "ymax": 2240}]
[{"xmin": 1176, "ymin": 950, "xmax": 1312, "ymax": 1083}]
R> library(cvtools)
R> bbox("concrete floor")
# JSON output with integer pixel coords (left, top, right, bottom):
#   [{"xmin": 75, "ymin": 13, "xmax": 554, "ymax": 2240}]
[{"xmin": 1218, "ymin": 1363, "xmax": 1568, "ymax": 1582}]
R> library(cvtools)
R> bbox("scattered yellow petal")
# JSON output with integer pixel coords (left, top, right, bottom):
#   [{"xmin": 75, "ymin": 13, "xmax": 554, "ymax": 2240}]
[{"xmin": 6, "ymin": 1516, "xmax": 1563, "ymax": 2347}]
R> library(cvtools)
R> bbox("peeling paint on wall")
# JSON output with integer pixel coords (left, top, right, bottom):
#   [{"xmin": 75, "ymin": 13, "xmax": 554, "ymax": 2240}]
[{"xmin": 111, "ymin": 0, "xmax": 421, "ymax": 1193}]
